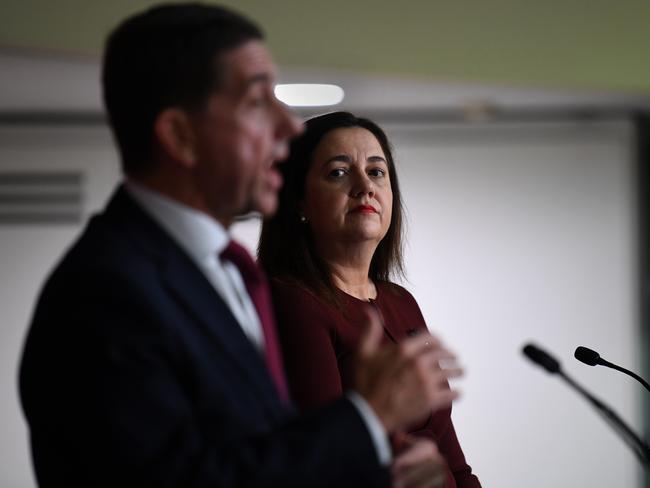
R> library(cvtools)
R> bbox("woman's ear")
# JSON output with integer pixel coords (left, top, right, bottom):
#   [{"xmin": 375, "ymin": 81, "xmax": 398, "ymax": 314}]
[
  {"xmin": 153, "ymin": 108, "xmax": 197, "ymax": 168},
  {"xmin": 297, "ymin": 200, "xmax": 308, "ymax": 223}
]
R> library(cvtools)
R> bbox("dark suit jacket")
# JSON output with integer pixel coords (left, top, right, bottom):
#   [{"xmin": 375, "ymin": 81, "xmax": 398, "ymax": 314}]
[{"xmin": 19, "ymin": 186, "xmax": 389, "ymax": 488}]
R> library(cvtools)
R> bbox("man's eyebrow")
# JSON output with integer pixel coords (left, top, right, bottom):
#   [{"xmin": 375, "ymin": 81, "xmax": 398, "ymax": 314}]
[{"xmin": 244, "ymin": 73, "xmax": 273, "ymax": 89}]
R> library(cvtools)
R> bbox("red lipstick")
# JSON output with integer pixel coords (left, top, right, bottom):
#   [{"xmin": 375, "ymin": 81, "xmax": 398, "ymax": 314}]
[{"xmin": 352, "ymin": 204, "xmax": 378, "ymax": 214}]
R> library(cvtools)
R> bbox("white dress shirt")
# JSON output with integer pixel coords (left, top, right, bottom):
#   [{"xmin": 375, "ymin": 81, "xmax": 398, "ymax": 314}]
[
  {"xmin": 126, "ymin": 181, "xmax": 265, "ymax": 351},
  {"xmin": 124, "ymin": 180, "xmax": 391, "ymax": 465}
]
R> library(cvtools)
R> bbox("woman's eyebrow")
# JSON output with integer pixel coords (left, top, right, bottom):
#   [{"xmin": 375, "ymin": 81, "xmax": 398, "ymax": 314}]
[
  {"xmin": 367, "ymin": 155, "xmax": 387, "ymax": 163},
  {"xmin": 323, "ymin": 154, "xmax": 352, "ymax": 165}
]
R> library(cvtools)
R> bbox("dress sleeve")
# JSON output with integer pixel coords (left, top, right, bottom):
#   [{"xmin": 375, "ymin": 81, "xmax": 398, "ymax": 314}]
[
  {"xmin": 436, "ymin": 413, "xmax": 482, "ymax": 488},
  {"xmin": 271, "ymin": 282, "xmax": 345, "ymax": 410},
  {"xmin": 383, "ymin": 284, "xmax": 481, "ymax": 487}
]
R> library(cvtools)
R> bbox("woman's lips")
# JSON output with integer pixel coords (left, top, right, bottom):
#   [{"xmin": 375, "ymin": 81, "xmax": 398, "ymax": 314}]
[{"xmin": 351, "ymin": 204, "xmax": 378, "ymax": 214}]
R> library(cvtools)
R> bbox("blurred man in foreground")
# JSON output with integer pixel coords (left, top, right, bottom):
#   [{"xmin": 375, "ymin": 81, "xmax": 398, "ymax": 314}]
[{"xmin": 20, "ymin": 4, "xmax": 460, "ymax": 487}]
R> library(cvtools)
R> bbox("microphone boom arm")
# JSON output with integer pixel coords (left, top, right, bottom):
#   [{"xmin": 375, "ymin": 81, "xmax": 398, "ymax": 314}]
[
  {"xmin": 558, "ymin": 370, "xmax": 650, "ymax": 467},
  {"xmin": 574, "ymin": 346, "xmax": 650, "ymax": 392},
  {"xmin": 523, "ymin": 343, "xmax": 650, "ymax": 469},
  {"xmin": 600, "ymin": 359, "xmax": 650, "ymax": 393}
]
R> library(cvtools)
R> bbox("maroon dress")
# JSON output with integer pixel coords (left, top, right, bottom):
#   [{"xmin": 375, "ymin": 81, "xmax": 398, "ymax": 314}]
[{"xmin": 271, "ymin": 279, "xmax": 481, "ymax": 488}]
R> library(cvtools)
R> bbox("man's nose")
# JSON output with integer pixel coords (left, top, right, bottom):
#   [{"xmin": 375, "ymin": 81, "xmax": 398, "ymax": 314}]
[{"xmin": 276, "ymin": 102, "xmax": 303, "ymax": 139}]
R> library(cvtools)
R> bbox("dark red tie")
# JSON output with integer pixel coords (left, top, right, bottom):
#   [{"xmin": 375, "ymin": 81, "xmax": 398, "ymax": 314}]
[{"xmin": 220, "ymin": 240, "xmax": 289, "ymax": 404}]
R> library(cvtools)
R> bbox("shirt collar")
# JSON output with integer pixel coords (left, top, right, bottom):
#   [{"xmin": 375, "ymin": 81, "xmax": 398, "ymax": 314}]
[{"xmin": 124, "ymin": 180, "xmax": 229, "ymax": 264}]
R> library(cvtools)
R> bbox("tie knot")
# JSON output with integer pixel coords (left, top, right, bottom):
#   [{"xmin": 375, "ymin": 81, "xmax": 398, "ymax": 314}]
[{"xmin": 220, "ymin": 240, "xmax": 261, "ymax": 283}]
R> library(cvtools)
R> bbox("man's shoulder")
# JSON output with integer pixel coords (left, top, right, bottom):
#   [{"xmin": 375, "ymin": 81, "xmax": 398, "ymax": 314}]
[
  {"xmin": 43, "ymin": 188, "xmax": 169, "ymax": 299},
  {"xmin": 60, "ymin": 209, "xmax": 147, "ymax": 274}
]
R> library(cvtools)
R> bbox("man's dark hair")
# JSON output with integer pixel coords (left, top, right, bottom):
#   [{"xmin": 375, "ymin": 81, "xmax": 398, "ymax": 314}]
[
  {"xmin": 102, "ymin": 3, "xmax": 264, "ymax": 175},
  {"xmin": 258, "ymin": 111, "xmax": 405, "ymax": 305}
]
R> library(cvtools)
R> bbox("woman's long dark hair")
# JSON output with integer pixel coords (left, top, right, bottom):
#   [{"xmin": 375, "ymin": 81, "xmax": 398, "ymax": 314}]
[{"xmin": 258, "ymin": 111, "xmax": 405, "ymax": 304}]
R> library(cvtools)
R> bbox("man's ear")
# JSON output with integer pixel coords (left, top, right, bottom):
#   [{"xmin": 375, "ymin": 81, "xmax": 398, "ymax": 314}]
[{"xmin": 153, "ymin": 108, "xmax": 197, "ymax": 168}]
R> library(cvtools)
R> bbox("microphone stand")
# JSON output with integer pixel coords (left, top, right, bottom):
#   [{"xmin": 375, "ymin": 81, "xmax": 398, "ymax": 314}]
[
  {"xmin": 558, "ymin": 370, "xmax": 650, "ymax": 468},
  {"xmin": 523, "ymin": 344, "xmax": 650, "ymax": 469},
  {"xmin": 575, "ymin": 346, "xmax": 650, "ymax": 392},
  {"xmin": 598, "ymin": 358, "xmax": 650, "ymax": 393}
]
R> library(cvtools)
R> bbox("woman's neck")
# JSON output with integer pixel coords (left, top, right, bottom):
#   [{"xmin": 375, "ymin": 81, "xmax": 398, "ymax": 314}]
[
  {"xmin": 321, "ymin": 241, "xmax": 378, "ymax": 301},
  {"xmin": 332, "ymin": 275, "xmax": 377, "ymax": 301}
]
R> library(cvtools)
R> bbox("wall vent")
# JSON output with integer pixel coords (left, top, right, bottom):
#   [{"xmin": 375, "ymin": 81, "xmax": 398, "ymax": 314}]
[{"xmin": 0, "ymin": 171, "xmax": 82, "ymax": 224}]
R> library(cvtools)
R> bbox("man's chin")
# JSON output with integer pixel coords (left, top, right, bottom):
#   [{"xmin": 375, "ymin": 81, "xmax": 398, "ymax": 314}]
[
  {"xmin": 257, "ymin": 196, "xmax": 278, "ymax": 219},
  {"xmin": 246, "ymin": 192, "xmax": 278, "ymax": 219}
]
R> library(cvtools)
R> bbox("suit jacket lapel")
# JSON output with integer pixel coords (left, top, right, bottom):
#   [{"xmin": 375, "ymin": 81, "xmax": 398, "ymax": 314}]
[
  {"xmin": 104, "ymin": 186, "xmax": 286, "ymax": 417},
  {"xmin": 160, "ymin": 253, "xmax": 285, "ymax": 415}
]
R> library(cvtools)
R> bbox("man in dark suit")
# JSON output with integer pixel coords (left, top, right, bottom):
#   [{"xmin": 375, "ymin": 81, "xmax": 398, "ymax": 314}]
[{"xmin": 19, "ymin": 4, "xmax": 460, "ymax": 487}]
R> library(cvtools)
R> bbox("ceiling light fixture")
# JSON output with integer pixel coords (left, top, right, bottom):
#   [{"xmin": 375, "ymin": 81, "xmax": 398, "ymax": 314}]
[{"xmin": 274, "ymin": 84, "xmax": 344, "ymax": 107}]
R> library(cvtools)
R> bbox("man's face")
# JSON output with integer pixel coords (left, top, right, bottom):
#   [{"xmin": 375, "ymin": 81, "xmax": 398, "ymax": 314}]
[{"xmin": 189, "ymin": 40, "xmax": 302, "ymax": 226}]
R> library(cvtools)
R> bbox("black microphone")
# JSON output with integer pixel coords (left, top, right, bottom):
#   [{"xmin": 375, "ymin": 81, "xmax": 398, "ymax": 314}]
[
  {"xmin": 575, "ymin": 346, "xmax": 650, "ymax": 392},
  {"xmin": 574, "ymin": 346, "xmax": 600, "ymax": 366},
  {"xmin": 522, "ymin": 344, "xmax": 560, "ymax": 373},
  {"xmin": 522, "ymin": 342, "xmax": 650, "ymax": 468}
]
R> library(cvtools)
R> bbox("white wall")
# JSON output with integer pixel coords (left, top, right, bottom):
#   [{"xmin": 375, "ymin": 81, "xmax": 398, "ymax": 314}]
[
  {"xmin": 0, "ymin": 126, "xmax": 120, "ymax": 488},
  {"xmin": 387, "ymin": 119, "xmax": 641, "ymax": 487},
  {"xmin": 0, "ymin": 119, "xmax": 642, "ymax": 486}
]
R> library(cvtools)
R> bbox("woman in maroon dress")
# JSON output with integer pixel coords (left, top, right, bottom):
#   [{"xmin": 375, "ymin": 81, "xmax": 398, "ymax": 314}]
[{"xmin": 259, "ymin": 112, "xmax": 480, "ymax": 488}]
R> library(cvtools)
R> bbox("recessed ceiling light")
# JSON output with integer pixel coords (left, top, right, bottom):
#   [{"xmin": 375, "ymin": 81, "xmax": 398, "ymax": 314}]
[
  {"xmin": 460, "ymin": 99, "xmax": 498, "ymax": 122},
  {"xmin": 274, "ymin": 84, "xmax": 344, "ymax": 107}
]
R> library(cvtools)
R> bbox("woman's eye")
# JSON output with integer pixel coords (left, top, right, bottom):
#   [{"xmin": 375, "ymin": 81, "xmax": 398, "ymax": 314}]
[
  {"xmin": 328, "ymin": 168, "xmax": 347, "ymax": 179},
  {"xmin": 368, "ymin": 168, "xmax": 386, "ymax": 178}
]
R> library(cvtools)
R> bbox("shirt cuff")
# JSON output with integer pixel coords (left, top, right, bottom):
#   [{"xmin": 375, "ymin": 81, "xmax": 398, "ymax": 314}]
[{"xmin": 346, "ymin": 391, "xmax": 392, "ymax": 465}]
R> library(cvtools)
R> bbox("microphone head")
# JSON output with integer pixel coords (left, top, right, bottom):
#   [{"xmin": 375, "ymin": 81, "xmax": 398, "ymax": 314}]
[
  {"xmin": 522, "ymin": 343, "xmax": 561, "ymax": 374},
  {"xmin": 574, "ymin": 346, "xmax": 601, "ymax": 366}
]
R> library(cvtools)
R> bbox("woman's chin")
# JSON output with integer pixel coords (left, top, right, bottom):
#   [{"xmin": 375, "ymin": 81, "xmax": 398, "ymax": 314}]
[{"xmin": 341, "ymin": 225, "xmax": 386, "ymax": 244}]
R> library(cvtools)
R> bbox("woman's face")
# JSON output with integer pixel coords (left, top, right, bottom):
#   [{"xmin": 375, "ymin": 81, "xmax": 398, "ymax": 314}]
[{"xmin": 301, "ymin": 127, "xmax": 393, "ymax": 248}]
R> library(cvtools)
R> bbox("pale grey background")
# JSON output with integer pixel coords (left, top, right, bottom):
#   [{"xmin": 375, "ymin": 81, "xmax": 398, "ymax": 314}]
[{"xmin": 0, "ymin": 119, "xmax": 642, "ymax": 487}]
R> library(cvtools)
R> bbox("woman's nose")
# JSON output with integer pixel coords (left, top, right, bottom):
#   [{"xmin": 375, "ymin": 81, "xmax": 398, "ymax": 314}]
[{"xmin": 352, "ymin": 173, "xmax": 374, "ymax": 198}]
